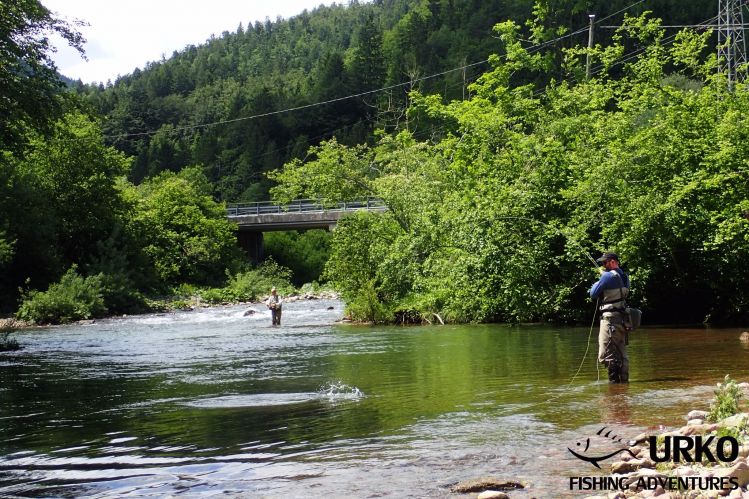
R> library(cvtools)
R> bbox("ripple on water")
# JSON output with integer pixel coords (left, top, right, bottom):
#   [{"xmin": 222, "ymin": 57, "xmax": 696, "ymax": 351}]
[
  {"xmin": 182, "ymin": 382, "xmax": 364, "ymax": 409},
  {"xmin": 184, "ymin": 393, "xmax": 320, "ymax": 408}
]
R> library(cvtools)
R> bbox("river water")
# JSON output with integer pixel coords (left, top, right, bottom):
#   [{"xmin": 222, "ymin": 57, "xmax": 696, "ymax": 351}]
[{"xmin": 1, "ymin": 299, "xmax": 748, "ymax": 498}]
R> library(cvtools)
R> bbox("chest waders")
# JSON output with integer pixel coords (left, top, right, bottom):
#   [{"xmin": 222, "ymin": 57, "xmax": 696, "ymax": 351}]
[
  {"xmin": 598, "ymin": 270, "xmax": 629, "ymax": 383},
  {"xmin": 269, "ymin": 295, "xmax": 282, "ymax": 325}
]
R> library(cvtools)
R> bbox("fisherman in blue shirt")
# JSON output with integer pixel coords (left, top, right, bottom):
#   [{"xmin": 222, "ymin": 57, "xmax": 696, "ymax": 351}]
[{"xmin": 590, "ymin": 252, "xmax": 630, "ymax": 383}]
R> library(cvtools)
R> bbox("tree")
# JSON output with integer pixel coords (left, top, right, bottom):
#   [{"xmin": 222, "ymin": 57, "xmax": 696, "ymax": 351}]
[
  {"xmin": 126, "ymin": 166, "xmax": 237, "ymax": 286},
  {"xmin": 0, "ymin": 113, "xmax": 132, "ymax": 308},
  {"xmin": 0, "ymin": 0, "xmax": 85, "ymax": 153},
  {"xmin": 270, "ymin": 15, "xmax": 749, "ymax": 325}
]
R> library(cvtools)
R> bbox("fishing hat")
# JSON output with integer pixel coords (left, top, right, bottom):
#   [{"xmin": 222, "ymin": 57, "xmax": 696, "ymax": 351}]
[{"xmin": 596, "ymin": 252, "xmax": 620, "ymax": 263}]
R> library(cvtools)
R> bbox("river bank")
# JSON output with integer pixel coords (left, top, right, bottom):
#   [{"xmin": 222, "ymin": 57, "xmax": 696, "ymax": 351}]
[
  {"xmin": 594, "ymin": 412, "xmax": 749, "ymax": 499},
  {"xmin": 0, "ymin": 288, "xmax": 341, "ymax": 330}
]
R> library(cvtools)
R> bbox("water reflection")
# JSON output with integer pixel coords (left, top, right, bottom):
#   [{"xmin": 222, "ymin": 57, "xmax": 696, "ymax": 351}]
[
  {"xmin": 1, "ymin": 301, "xmax": 748, "ymax": 497},
  {"xmin": 598, "ymin": 384, "xmax": 632, "ymax": 425}
]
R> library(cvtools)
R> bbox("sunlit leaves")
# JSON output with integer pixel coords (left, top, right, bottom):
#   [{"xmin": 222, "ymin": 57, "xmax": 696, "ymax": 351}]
[{"xmin": 272, "ymin": 14, "xmax": 749, "ymax": 324}]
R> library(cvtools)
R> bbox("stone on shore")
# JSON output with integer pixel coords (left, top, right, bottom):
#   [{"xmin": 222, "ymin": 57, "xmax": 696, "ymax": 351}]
[
  {"xmin": 450, "ymin": 477, "xmax": 525, "ymax": 493},
  {"xmin": 687, "ymin": 410, "xmax": 709, "ymax": 420},
  {"xmin": 476, "ymin": 491, "xmax": 509, "ymax": 499},
  {"xmin": 611, "ymin": 457, "xmax": 656, "ymax": 474},
  {"xmin": 678, "ymin": 422, "xmax": 719, "ymax": 436},
  {"xmin": 720, "ymin": 414, "xmax": 749, "ymax": 428},
  {"xmin": 631, "ymin": 431, "xmax": 657, "ymax": 445},
  {"xmin": 713, "ymin": 460, "xmax": 749, "ymax": 491}
]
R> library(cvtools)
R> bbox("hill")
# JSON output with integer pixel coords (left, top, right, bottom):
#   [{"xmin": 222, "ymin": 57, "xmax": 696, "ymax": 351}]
[{"xmin": 77, "ymin": 0, "xmax": 715, "ymax": 201}]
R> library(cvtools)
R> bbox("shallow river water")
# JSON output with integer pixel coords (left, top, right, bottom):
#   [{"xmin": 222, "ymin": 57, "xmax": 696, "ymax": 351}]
[{"xmin": 1, "ymin": 299, "xmax": 748, "ymax": 498}]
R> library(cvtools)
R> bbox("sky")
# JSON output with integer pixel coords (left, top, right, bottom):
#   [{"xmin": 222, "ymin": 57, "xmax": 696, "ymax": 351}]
[{"xmin": 43, "ymin": 0, "xmax": 343, "ymax": 84}]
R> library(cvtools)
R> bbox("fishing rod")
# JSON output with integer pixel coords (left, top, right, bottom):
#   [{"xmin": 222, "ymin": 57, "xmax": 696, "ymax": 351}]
[
  {"xmin": 494, "ymin": 215, "xmax": 602, "ymax": 271},
  {"xmin": 493, "ymin": 215, "xmax": 607, "ymax": 389}
]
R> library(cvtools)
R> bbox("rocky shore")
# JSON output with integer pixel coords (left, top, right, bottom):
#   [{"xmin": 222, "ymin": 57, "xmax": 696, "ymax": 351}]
[
  {"xmin": 447, "ymin": 377, "xmax": 749, "ymax": 499},
  {"xmin": 581, "ymin": 394, "xmax": 749, "ymax": 499},
  {"xmin": 0, "ymin": 291, "xmax": 341, "ymax": 328}
]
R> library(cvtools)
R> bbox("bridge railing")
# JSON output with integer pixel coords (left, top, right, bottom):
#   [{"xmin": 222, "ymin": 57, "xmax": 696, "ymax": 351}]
[{"xmin": 226, "ymin": 198, "xmax": 386, "ymax": 217}]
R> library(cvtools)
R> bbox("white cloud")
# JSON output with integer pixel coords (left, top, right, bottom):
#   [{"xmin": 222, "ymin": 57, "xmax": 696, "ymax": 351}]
[{"xmin": 43, "ymin": 0, "xmax": 344, "ymax": 84}]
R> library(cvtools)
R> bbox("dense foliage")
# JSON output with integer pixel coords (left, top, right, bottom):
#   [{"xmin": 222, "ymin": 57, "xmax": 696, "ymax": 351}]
[
  {"xmin": 123, "ymin": 167, "xmax": 238, "ymax": 286},
  {"xmin": 0, "ymin": 0, "xmax": 84, "ymax": 153},
  {"xmin": 271, "ymin": 15, "xmax": 749, "ymax": 325},
  {"xmin": 2, "ymin": 0, "xmax": 741, "ymax": 327},
  {"xmin": 264, "ymin": 230, "xmax": 332, "ymax": 286},
  {"xmin": 76, "ymin": 0, "xmax": 714, "ymax": 203},
  {"xmin": 17, "ymin": 266, "xmax": 107, "ymax": 324}
]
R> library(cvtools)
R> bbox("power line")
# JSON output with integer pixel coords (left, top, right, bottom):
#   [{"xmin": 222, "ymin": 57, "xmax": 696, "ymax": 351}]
[
  {"xmin": 201, "ymin": 5, "xmax": 715, "ymax": 197},
  {"xmin": 594, "ymin": 0, "xmax": 648, "ymax": 25},
  {"xmin": 103, "ymin": 60, "xmax": 491, "ymax": 140},
  {"xmin": 601, "ymin": 23, "xmax": 740, "ymax": 28},
  {"xmin": 574, "ymin": 14, "xmax": 719, "ymax": 83},
  {"xmin": 100, "ymin": 0, "xmax": 686, "ymax": 144},
  {"xmin": 105, "ymin": 14, "xmax": 622, "ymax": 141}
]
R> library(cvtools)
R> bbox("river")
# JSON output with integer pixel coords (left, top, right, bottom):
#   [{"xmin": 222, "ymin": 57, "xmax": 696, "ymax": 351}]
[{"xmin": 1, "ymin": 299, "xmax": 748, "ymax": 498}]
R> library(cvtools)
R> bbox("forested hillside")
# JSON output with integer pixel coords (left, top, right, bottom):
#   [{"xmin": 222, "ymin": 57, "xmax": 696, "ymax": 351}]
[{"xmin": 78, "ymin": 0, "xmax": 714, "ymax": 201}]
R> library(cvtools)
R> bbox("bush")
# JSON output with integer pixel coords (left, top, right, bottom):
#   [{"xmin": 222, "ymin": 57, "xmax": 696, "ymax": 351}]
[
  {"xmin": 0, "ymin": 319, "xmax": 21, "ymax": 351},
  {"xmin": 195, "ymin": 258, "xmax": 295, "ymax": 304},
  {"xmin": 707, "ymin": 375, "xmax": 743, "ymax": 422},
  {"xmin": 224, "ymin": 259, "xmax": 294, "ymax": 301},
  {"xmin": 17, "ymin": 266, "xmax": 107, "ymax": 324},
  {"xmin": 345, "ymin": 280, "xmax": 393, "ymax": 324}
]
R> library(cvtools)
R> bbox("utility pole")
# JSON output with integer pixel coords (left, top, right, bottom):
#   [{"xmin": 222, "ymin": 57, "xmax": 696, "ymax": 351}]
[
  {"xmin": 718, "ymin": 0, "xmax": 748, "ymax": 90},
  {"xmin": 586, "ymin": 14, "xmax": 596, "ymax": 79}
]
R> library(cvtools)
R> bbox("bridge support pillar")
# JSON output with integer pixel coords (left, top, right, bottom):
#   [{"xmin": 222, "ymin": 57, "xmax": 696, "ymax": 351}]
[{"xmin": 237, "ymin": 231, "xmax": 264, "ymax": 262}]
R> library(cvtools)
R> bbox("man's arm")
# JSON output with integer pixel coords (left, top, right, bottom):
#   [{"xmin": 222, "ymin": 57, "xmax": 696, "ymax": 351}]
[{"xmin": 590, "ymin": 272, "xmax": 615, "ymax": 298}]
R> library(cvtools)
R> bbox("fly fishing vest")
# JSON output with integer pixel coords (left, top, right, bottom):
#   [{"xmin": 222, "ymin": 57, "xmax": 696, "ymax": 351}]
[{"xmin": 599, "ymin": 270, "xmax": 629, "ymax": 317}]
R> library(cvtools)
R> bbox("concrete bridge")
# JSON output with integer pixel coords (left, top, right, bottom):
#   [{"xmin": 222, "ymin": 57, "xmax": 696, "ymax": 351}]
[{"xmin": 227, "ymin": 199, "xmax": 386, "ymax": 259}]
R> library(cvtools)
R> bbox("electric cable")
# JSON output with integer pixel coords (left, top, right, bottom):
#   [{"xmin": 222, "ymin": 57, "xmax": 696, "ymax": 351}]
[
  {"xmin": 100, "ymin": 15, "xmax": 621, "ymax": 141},
  {"xmin": 594, "ymin": 0, "xmax": 648, "ymax": 25}
]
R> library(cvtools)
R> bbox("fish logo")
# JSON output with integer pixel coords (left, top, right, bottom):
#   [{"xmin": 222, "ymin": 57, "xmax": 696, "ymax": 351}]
[{"xmin": 568, "ymin": 426, "xmax": 638, "ymax": 469}]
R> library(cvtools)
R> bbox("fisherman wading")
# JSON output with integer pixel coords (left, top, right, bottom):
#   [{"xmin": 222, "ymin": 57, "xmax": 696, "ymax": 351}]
[{"xmin": 590, "ymin": 252, "xmax": 631, "ymax": 383}]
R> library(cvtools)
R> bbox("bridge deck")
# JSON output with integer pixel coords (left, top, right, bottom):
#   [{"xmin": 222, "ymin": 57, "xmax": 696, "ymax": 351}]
[{"xmin": 228, "ymin": 199, "xmax": 386, "ymax": 231}]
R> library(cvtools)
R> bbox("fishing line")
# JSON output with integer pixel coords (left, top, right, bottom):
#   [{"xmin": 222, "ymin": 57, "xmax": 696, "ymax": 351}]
[{"xmin": 491, "ymin": 215, "xmax": 605, "ymax": 403}]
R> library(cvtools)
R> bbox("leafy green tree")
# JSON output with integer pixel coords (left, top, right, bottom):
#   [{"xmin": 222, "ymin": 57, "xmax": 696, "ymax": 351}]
[
  {"xmin": 126, "ymin": 166, "xmax": 237, "ymax": 286},
  {"xmin": 270, "ymin": 14, "xmax": 749, "ymax": 325},
  {"xmin": 0, "ymin": 0, "xmax": 85, "ymax": 152},
  {"xmin": 21, "ymin": 113, "xmax": 131, "ymax": 263},
  {"xmin": 1, "ymin": 114, "xmax": 132, "ymax": 308}
]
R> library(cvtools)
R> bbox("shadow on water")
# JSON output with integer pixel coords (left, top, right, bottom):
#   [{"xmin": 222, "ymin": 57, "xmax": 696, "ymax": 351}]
[{"xmin": 1, "ymin": 302, "xmax": 748, "ymax": 497}]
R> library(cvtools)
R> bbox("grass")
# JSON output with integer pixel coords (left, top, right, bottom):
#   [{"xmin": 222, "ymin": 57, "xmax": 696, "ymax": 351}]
[{"xmin": 707, "ymin": 375, "xmax": 742, "ymax": 423}]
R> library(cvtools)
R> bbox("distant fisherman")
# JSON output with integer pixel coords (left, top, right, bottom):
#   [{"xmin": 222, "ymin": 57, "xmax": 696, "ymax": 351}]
[
  {"xmin": 266, "ymin": 287, "xmax": 283, "ymax": 326},
  {"xmin": 590, "ymin": 252, "xmax": 630, "ymax": 383}
]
